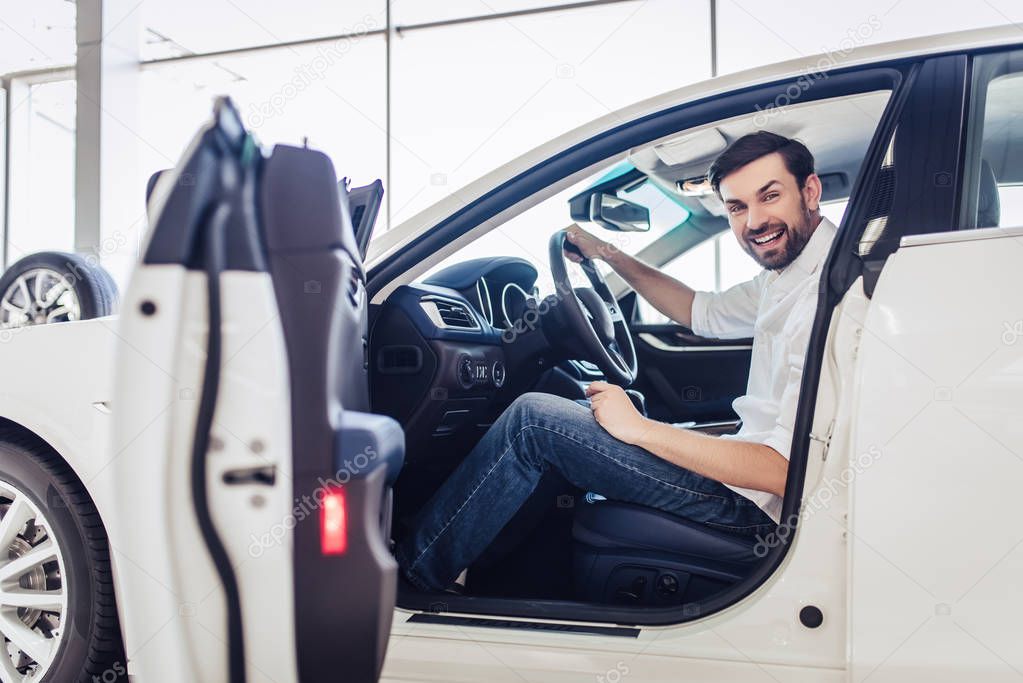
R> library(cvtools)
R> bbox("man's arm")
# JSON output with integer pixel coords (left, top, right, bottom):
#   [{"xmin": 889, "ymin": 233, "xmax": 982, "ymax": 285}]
[
  {"xmin": 585, "ymin": 381, "xmax": 788, "ymax": 497},
  {"xmin": 565, "ymin": 225, "xmax": 696, "ymax": 328}
]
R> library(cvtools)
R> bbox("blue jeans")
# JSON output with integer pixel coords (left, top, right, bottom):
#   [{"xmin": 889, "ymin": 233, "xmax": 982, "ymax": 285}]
[{"xmin": 395, "ymin": 392, "xmax": 776, "ymax": 591}]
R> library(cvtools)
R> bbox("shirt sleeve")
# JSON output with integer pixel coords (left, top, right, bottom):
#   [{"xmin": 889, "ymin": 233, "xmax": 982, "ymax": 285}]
[{"xmin": 689, "ymin": 271, "xmax": 768, "ymax": 339}]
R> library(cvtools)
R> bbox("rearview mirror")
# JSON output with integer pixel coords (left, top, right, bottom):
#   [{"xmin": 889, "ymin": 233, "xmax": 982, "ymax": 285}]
[{"xmin": 588, "ymin": 192, "xmax": 650, "ymax": 232}]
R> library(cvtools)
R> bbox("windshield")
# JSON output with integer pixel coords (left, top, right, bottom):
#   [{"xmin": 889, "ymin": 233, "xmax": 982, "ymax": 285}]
[{"xmin": 420, "ymin": 166, "xmax": 689, "ymax": 295}]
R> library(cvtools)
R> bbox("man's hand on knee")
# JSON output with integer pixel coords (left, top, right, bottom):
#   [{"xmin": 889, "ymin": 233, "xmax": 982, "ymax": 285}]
[{"xmin": 585, "ymin": 381, "xmax": 652, "ymax": 446}]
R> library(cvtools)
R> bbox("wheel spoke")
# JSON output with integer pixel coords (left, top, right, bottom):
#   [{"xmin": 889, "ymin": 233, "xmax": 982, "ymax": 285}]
[
  {"xmin": 32, "ymin": 274, "xmax": 49, "ymax": 309},
  {"xmin": 0, "ymin": 540, "xmax": 56, "ymax": 584},
  {"xmin": 0, "ymin": 588, "xmax": 62, "ymax": 611},
  {"xmin": 0, "ymin": 301, "xmax": 27, "ymax": 316},
  {"xmin": 0, "ymin": 645, "xmax": 21, "ymax": 683},
  {"xmin": 41, "ymin": 281, "xmax": 68, "ymax": 308},
  {"xmin": 0, "ymin": 609, "xmax": 52, "ymax": 666},
  {"xmin": 0, "ymin": 497, "xmax": 31, "ymax": 555},
  {"xmin": 14, "ymin": 277, "xmax": 31, "ymax": 310},
  {"xmin": 45, "ymin": 306, "xmax": 71, "ymax": 323}
]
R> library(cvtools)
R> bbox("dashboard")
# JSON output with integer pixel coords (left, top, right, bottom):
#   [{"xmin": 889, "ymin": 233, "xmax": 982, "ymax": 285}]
[
  {"xmin": 422, "ymin": 256, "xmax": 540, "ymax": 331},
  {"xmin": 368, "ymin": 257, "xmax": 544, "ymax": 460}
]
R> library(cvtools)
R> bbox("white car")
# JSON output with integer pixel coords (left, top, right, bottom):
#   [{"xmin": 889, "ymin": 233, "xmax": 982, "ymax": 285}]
[{"xmin": 0, "ymin": 23, "xmax": 1020, "ymax": 683}]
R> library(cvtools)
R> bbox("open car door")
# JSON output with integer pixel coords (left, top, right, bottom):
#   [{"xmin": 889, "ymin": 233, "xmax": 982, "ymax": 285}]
[{"xmin": 109, "ymin": 98, "xmax": 402, "ymax": 683}]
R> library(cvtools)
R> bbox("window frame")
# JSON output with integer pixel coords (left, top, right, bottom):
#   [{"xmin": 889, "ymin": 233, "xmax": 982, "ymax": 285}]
[
  {"xmin": 958, "ymin": 47, "xmax": 1023, "ymax": 230},
  {"xmin": 0, "ymin": 67, "xmax": 76, "ymax": 270}
]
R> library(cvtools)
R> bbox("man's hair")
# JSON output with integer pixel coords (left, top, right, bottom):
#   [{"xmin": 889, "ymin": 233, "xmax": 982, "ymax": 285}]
[{"xmin": 708, "ymin": 131, "xmax": 815, "ymax": 195}]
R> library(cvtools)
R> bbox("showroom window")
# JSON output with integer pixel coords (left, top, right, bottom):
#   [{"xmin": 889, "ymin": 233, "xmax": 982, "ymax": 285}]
[
  {"xmin": 4, "ymin": 79, "xmax": 77, "ymax": 264},
  {"xmin": 962, "ymin": 48, "xmax": 1023, "ymax": 229}
]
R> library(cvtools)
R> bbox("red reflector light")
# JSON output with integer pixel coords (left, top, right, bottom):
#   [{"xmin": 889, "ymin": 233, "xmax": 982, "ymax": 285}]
[{"xmin": 320, "ymin": 488, "xmax": 348, "ymax": 556}]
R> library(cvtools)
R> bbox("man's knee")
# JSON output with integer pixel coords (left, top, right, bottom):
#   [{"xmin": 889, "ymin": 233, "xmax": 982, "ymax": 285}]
[{"xmin": 507, "ymin": 392, "xmax": 571, "ymax": 423}]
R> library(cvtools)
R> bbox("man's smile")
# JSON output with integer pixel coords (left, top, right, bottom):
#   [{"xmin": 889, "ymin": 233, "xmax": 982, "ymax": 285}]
[
  {"xmin": 752, "ymin": 229, "xmax": 784, "ymax": 245},
  {"xmin": 749, "ymin": 227, "xmax": 786, "ymax": 250}
]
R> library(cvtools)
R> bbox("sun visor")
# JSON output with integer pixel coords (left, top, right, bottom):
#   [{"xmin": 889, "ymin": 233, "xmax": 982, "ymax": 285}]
[{"xmin": 652, "ymin": 127, "xmax": 728, "ymax": 168}]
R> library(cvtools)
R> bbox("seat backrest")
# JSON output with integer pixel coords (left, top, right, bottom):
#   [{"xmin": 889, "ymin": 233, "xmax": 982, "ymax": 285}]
[{"xmin": 260, "ymin": 143, "xmax": 369, "ymax": 415}]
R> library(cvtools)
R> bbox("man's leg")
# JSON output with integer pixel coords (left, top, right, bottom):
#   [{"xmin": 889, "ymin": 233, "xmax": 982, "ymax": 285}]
[{"xmin": 395, "ymin": 392, "xmax": 774, "ymax": 591}]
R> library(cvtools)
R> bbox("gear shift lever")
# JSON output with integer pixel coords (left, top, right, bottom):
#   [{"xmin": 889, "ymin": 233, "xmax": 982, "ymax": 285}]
[{"xmin": 624, "ymin": 389, "xmax": 647, "ymax": 417}]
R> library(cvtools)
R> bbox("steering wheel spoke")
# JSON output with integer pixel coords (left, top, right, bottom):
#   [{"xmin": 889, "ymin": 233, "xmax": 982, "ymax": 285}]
[{"xmin": 549, "ymin": 229, "xmax": 638, "ymax": 386}]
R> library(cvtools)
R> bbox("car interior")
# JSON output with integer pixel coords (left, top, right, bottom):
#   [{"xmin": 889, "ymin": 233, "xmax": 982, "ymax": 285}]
[{"xmin": 368, "ymin": 90, "xmax": 894, "ymax": 609}]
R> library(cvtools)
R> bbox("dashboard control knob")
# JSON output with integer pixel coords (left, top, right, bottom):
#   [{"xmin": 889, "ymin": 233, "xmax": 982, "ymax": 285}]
[
  {"xmin": 457, "ymin": 355, "xmax": 474, "ymax": 388},
  {"xmin": 492, "ymin": 361, "xmax": 506, "ymax": 388}
]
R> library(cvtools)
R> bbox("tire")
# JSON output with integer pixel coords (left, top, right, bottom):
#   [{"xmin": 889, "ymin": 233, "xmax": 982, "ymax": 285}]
[
  {"xmin": 0, "ymin": 430, "xmax": 126, "ymax": 682},
  {"xmin": 0, "ymin": 252, "xmax": 118, "ymax": 329}
]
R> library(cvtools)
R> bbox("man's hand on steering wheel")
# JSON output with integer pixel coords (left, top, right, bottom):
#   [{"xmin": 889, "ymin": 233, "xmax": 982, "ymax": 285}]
[
  {"xmin": 548, "ymin": 227, "xmax": 638, "ymax": 386},
  {"xmin": 564, "ymin": 224, "xmax": 611, "ymax": 263}
]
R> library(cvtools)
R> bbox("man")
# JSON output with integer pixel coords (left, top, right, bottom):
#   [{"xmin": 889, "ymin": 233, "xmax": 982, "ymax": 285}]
[{"xmin": 396, "ymin": 131, "xmax": 836, "ymax": 592}]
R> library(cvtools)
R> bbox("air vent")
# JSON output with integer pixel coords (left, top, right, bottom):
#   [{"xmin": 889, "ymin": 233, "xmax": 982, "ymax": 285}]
[
  {"xmin": 419, "ymin": 296, "xmax": 480, "ymax": 330},
  {"xmin": 377, "ymin": 345, "xmax": 422, "ymax": 374}
]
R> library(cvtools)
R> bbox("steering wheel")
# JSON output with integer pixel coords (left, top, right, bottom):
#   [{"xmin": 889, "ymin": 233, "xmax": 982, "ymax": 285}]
[{"xmin": 548, "ymin": 229, "xmax": 638, "ymax": 386}]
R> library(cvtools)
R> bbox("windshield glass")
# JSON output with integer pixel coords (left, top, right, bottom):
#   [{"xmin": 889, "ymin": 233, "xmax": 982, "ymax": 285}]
[{"xmin": 420, "ymin": 166, "xmax": 689, "ymax": 295}]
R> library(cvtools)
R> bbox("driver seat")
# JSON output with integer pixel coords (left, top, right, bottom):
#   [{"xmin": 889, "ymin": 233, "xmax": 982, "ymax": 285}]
[{"xmin": 572, "ymin": 498, "xmax": 764, "ymax": 605}]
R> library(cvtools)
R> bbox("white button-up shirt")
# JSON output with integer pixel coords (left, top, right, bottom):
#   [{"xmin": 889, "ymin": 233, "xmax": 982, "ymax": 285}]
[{"xmin": 689, "ymin": 217, "xmax": 837, "ymax": 523}]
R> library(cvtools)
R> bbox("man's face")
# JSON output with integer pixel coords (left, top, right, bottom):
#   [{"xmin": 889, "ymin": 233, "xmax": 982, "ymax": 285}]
[{"xmin": 718, "ymin": 152, "xmax": 820, "ymax": 270}]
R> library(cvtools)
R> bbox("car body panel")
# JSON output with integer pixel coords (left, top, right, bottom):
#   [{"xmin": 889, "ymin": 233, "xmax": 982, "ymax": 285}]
[
  {"xmin": 0, "ymin": 317, "xmax": 116, "ymax": 519},
  {"xmin": 849, "ymin": 227, "xmax": 1023, "ymax": 681}
]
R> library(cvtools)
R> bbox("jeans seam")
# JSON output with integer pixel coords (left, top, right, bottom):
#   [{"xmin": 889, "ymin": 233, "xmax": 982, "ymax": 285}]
[
  {"xmin": 523, "ymin": 423, "xmax": 733, "ymax": 504},
  {"xmin": 705, "ymin": 521, "xmax": 776, "ymax": 533}
]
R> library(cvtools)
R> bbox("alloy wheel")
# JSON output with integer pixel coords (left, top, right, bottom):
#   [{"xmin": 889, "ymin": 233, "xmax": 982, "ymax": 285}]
[
  {"xmin": 0, "ymin": 269, "xmax": 81, "ymax": 329},
  {"xmin": 0, "ymin": 479, "xmax": 68, "ymax": 681}
]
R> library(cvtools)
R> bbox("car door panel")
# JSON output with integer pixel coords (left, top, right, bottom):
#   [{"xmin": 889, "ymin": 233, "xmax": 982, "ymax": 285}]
[
  {"xmin": 849, "ymin": 228, "xmax": 1023, "ymax": 680},
  {"xmin": 628, "ymin": 321, "xmax": 752, "ymax": 424},
  {"xmin": 111, "ymin": 100, "xmax": 402, "ymax": 683}
]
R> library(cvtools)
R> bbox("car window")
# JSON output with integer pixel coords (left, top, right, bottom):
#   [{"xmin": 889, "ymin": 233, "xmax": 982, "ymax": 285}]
[
  {"xmin": 963, "ymin": 49, "xmax": 1023, "ymax": 229},
  {"xmin": 422, "ymin": 86, "xmax": 888, "ymax": 311},
  {"xmin": 420, "ymin": 166, "xmax": 688, "ymax": 296}
]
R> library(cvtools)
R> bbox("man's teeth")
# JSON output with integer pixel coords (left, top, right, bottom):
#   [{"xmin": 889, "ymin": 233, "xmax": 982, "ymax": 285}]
[{"xmin": 753, "ymin": 229, "xmax": 784, "ymax": 245}]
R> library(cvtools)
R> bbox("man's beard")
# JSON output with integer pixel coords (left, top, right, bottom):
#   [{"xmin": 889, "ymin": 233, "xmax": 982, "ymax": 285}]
[{"xmin": 742, "ymin": 199, "xmax": 816, "ymax": 271}]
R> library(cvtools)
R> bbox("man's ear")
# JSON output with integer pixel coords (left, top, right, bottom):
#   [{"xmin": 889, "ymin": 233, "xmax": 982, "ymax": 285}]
[{"xmin": 802, "ymin": 173, "xmax": 823, "ymax": 211}]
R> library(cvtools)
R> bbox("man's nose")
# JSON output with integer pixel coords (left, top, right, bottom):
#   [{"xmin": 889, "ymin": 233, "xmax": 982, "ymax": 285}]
[{"xmin": 746, "ymin": 205, "xmax": 768, "ymax": 232}]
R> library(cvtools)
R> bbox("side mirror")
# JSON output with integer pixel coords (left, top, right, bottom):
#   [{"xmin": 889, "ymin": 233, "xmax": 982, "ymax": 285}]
[{"xmin": 588, "ymin": 192, "xmax": 650, "ymax": 232}]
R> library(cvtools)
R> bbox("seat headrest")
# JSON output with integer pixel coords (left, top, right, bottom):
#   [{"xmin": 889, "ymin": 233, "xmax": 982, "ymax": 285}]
[{"xmin": 260, "ymin": 144, "xmax": 360, "ymax": 263}]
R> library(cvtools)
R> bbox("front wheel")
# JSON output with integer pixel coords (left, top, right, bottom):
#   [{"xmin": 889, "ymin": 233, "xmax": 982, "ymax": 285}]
[{"xmin": 0, "ymin": 431, "xmax": 125, "ymax": 682}]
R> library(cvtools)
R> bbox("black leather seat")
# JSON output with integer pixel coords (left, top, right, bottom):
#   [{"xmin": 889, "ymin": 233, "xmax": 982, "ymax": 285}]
[{"xmin": 572, "ymin": 499, "xmax": 764, "ymax": 606}]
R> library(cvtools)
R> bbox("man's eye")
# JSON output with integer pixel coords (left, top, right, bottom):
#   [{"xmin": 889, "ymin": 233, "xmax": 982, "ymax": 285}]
[
  {"xmin": 763, "ymin": 192, "xmax": 779, "ymax": 201},
  {"xmin": 728, "ymin": 205, "xmax": 745, "ymax": 214}
]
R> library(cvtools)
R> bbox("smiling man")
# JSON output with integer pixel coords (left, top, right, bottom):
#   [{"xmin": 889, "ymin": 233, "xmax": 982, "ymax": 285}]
[{"xmin": 396, "ymin": 131, "xmax": 834, "ymax": 593}]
